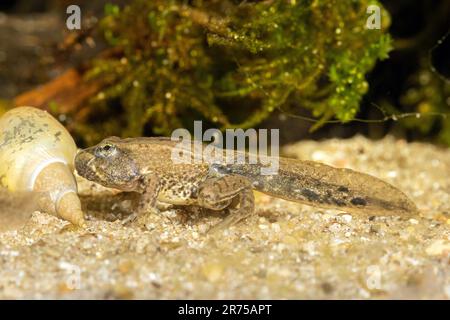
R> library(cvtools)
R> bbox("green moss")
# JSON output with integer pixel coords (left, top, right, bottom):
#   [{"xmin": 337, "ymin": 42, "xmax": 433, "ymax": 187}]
[
  {"xmin": 398, "ymin": 57, "xmax": 450, "ymax": 145},
  {"xmin": 81, "ymin": 0, "xmax": 392, "ymax": 142}
]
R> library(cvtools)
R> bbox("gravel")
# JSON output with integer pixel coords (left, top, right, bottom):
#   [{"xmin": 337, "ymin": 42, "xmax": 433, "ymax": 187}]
[{"xmin": 0, "ymin": 135, "xmax": 449, "ymax": 299}]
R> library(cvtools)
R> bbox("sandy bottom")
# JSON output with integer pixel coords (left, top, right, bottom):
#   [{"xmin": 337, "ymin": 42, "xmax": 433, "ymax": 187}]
[{"xmin": 0, "ymin": 135, "xmax": 449, "ymax": 299}]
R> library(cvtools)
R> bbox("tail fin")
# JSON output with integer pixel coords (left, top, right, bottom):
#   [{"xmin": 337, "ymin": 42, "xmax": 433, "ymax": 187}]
[{"xmin": 229, "ymin": 158, "xmax": 417, "ymax": 216}]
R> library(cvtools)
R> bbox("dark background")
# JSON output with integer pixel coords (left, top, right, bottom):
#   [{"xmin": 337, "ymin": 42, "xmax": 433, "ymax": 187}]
[{"xmin": 0, "ymin": 0, "xmax": 449, "ymax": 145}]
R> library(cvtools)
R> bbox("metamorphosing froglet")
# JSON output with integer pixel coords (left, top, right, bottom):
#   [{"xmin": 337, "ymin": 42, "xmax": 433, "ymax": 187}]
[{"xmin": 75, "ymin": 137, "xmax": 417, "ymax": 231}]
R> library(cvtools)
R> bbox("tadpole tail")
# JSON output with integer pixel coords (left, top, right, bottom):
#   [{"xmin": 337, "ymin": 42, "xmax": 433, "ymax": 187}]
[{"xmin": 229, "ymin": 158, "xmax": 418, "ymax": 216}]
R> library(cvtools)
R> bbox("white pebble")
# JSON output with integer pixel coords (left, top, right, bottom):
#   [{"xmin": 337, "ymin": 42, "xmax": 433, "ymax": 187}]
[{"xmin": 342, "ymin": 214, "xmax": 352, "ymax": 223}]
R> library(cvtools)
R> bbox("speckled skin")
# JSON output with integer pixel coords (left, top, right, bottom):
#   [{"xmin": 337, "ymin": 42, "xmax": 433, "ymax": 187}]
[{"xmin": 75, "ymin": 137, "xmax": 417, "ymax": 230}]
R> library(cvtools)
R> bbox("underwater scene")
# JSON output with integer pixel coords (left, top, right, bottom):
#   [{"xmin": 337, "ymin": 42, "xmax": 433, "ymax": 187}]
[{"xmin": 0, "ymin": 0, "xmax": 449, "ymax": 301}]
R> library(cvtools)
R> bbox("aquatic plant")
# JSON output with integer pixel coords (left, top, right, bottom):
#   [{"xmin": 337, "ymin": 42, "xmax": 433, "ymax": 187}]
[
  {"xmin": 80, "ymin": 0, "xmax": 392, "ymax": 141},
  {"xmin": 373, "ymin": 0, "xmax": 450, "ymax": 146}
]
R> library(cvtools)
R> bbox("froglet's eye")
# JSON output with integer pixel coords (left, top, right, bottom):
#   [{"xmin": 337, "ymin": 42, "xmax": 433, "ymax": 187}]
[
  {"xmin": 95, "ymin": 143, "xmax": 117, "ymax": 157},
  {"xmin": 102, "ymin": 144, "xmax": 112, "ymax": 151},
  {"xmin": 209, "ymin": 163, "xmax": 231, "ymax": 176}
]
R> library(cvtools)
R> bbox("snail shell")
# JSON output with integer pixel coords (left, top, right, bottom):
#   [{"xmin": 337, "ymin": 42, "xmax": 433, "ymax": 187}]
[{"xmin": 0, "ymin": 106, "xmax": 85, "ymax": 226}]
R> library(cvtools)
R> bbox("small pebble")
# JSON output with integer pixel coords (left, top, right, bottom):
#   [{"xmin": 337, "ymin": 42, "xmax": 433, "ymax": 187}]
[
  {"xmin": 425, "ymin": 240, "xmax": 450, "ymax": 256},
  {"xmin": 201, "ymin": 263, "xmax": 224, "ymax": 282},
  {"xmin": 342, "ymin": 214, "xmax": 352, "ymax": 223}
]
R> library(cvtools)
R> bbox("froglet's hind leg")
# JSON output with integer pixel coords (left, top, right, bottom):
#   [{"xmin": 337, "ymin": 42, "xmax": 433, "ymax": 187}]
[
  {"xmin": 197, "ymin": 175, "xmax": 255, "ymax": 233},
  {"xmin": 210, "ymin": 188, "xmax": 254, "ymax": 233}
]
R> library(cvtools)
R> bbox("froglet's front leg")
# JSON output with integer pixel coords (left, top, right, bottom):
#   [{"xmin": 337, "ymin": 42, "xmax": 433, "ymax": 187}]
[{"xmin": 123, "ymin": 174, "xmax": 161, "ymax": 225}]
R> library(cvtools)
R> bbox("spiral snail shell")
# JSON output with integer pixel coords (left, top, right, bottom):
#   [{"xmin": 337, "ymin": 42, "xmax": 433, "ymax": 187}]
[{"xmin": 0, "ymin": 106, "xmax": 85, "ymax": 226}]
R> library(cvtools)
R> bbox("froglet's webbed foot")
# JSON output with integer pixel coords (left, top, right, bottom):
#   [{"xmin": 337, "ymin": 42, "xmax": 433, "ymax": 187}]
[
  {"xmin": 197, "ymin": 174, "xmax": 255, "ymax": 233},
  {"xmin": 121, "ymin": 206, "xmax": 160, "ymax": 225}
]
